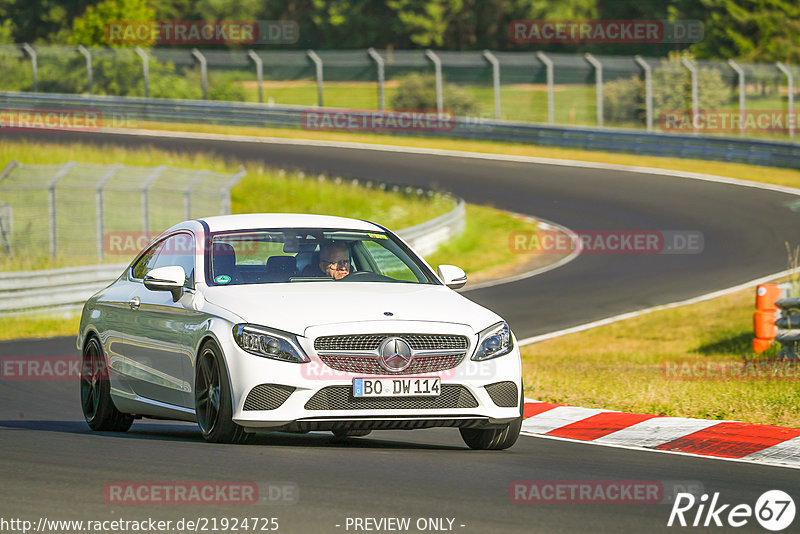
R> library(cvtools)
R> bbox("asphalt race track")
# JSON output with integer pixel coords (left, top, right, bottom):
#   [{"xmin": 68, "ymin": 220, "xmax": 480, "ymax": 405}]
[{"xmin": 1, "ymin": 129, "xmax": 799, "ymax": 533}]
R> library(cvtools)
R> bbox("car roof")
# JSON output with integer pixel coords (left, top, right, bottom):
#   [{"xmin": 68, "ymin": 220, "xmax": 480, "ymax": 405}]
[{"xmin": 197, "ymin": 213, "xmax": 384, "ymax": 233}]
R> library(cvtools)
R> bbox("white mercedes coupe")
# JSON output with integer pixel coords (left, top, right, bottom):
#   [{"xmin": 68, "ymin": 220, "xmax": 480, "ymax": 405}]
[{"xmin": 78, "ymin": 214, "xmax": 523, "ymax": 449}]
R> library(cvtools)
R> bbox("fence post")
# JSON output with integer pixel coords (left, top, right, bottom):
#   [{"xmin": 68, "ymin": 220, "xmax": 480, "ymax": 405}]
[
  {"xmin": 681, "ymin": 57, "xmax": 699, "ymax": 134},
  {"xmin": 0, "ymin": 160, "xmax": 19, "ymax": 183},
  {"xmin": 307, "ymin": 50, "xmax": 324, "ymax": 107},
  {"xmin": 247, "ymin": 50, "xmax": 263, "ymax": 104},
  {"xmin": 184, "ymin": 170, "xmax": 208, "ymax": 219},
  {"xmin": 22, "ymin": 43, "xmax": 37, "ymax": 92},
  {"xmin": 536, "ymin": 52, "xmax": 554, "ymax": 124},
  {"xmin": 0, "ymin": 203, "xmax": 11, "ymax": 257},
  {"xmin": 634, "ymin": 55, "xmax": 653, "ymax": 132},
  {"xmin": 48, "ymin": 162, "xmax": 76, "ymax": 258},
  {"xmin": 482, "ymin": 50, "xmax": 501, "ymax": 119},
  {"xmin": 222, "ymin": 169, "xmax": 246, "ymax": 215},
  {"xmin": 135, "ymin": 47, "xmax": 149, "ymax": 98},
  {"xmin": 367, "ymin": 48, "xmax": 385, "ymax": 111},
  {"xmin": 95, "ymin": 164, "xmax": 122, "ymax": 262},
  {"xmin": 141, "ymin": 166, "xmax": 166, "ymax": 236},
  {"xmin": 77, "ymin": 45, "xmax": 92, "ymax": 94},
  {"xmin": 777, "ymin": 62, "xmax": 794, "ymax": 140},
  {"xmin": 424, "ymin": 50, "xmax": 443, "ymax": 114},
  {"xmin": 191, "ymin": 48, "xmax": 208, "ymax": 100},
  {"xmin": 727, "ymin": 59, "xmax": 745, "ymax": 136},
  {"xmin": 585, "ymin": 53, "xmax": 603, "ymax": 127},
  {"xmin": 0, "ymin": 160, "xmax": 17, "ymax": 256}
]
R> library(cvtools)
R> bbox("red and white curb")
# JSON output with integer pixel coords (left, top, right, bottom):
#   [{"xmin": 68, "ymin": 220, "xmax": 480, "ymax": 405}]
[{"xmin": 522, "ymin": 400, "xmax": 800, "ymax": 469}]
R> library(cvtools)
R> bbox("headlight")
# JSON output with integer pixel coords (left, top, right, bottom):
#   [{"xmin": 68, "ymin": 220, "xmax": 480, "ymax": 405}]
[
  {"xmin": 233, "ymin": 324, "xmax": 310, "ymax": 363},
  {"xmin": 472, "ymin": 321, "xmax": 514, "ymax": 361}
]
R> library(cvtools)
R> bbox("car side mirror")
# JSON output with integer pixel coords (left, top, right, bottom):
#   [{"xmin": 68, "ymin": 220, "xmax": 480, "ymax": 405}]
[
  {"xmin": 437, "ymin": 264, "xmax": 467, "ymax": 290},
  {"xmin": 144, "ymin": 265, "xmax": 186, "ymax": 301}
]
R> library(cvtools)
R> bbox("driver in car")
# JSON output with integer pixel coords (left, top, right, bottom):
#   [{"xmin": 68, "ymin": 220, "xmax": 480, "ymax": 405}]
[{"xmin": 302, "ymin": 242, "xmax": 351, "ymax": 279}]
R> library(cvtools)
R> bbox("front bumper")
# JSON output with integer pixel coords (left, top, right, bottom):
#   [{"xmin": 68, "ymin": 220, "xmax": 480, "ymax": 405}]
[{"xmin": 219, "ymin": 322, "xmax": 523, "ymax": 432}]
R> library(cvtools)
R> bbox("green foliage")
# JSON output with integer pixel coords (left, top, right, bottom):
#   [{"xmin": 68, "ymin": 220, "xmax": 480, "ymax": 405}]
[
  {"xmin": 603, "ymin": 51, "xmax": 731, "ymax": 126},
  {"xmin": 691, "ymin": 0, "xmax": 800, "ymax": 62},
  {"xmin": 0, "ymin": 50, "xmax": 32, "ymax": 91},
  {"xmin": 0, "ymin": 0, "xmax": 798, "ymax": 69},
  {"xmin": 390, "ymin": 72, "xmax": 480, "ymax": 116},
  {"xmin": 602, "ymin": 76, "xmax": 642, "ymax": 124},
  {"xmin": 69, "ymin": 0, "xmax": 154, "ymax": 47},
  {"xmin": 0, "ymin": 18, "xmax": 14, "ymax": 44},
  {"xmin": 651, "ymin": 51, "xmax": 731, "ymax": 117}
]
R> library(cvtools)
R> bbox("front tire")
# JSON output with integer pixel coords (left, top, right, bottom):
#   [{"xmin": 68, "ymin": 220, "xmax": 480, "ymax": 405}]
[
  {"xmin": 80, "ymin": 337, "xmax": 133, "ymax": 432},
  {"xmin": 195, "ymin": 341, "xmax": 250, "ymax": 444},
  {"xmin": 459, "ymin": 417, "xmax": 522, "ymax": 450},
  {"xmin": 460, "ymin": 389, "xmax": 523, "ymax": 450}
]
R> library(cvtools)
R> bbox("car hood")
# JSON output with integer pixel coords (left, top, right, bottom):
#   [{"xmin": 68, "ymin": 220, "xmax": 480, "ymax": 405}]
[{"xmin": 202, "ymin": 282, "xmax": 501, "ymax": 336}]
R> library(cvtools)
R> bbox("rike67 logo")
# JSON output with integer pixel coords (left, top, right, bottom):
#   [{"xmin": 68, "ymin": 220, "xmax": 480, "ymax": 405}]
[{"xmin": 668, "ymin": 490, "xmax": 795, "ymax": 531}]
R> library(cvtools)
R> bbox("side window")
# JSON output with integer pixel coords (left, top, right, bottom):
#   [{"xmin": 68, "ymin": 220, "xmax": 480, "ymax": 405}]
[
  {"xmin": 362, "ymin": 240, "xmax": 418, "ymax": 282},
  {"xmin": 151, "ymin": 233, "xmax": 196, "ymax": 288},
  {"xmin": 131, "ymin": 241, "xmax": 164, "ymax": 280},
  {"xmin": 130, "ymin": 234, "xmax": 195, "ymax": 288}
]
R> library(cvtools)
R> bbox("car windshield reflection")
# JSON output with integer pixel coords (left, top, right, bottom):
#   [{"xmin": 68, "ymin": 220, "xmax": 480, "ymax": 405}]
[{"xmin": 209, "ymin": 228, "xmax": 435, "ymax": 285}]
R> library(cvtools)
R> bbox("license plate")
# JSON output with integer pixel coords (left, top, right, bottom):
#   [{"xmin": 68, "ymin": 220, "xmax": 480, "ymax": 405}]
[{"xmin": 353, "ymin": 377, "xmax": 441, "ymax": 398}]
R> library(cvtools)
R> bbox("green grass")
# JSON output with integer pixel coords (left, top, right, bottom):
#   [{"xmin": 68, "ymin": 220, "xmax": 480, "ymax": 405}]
[
  {"xmin": 0, "ymin": 312, "xmax": 82, "ymax": 341},
  {"xmin": 521, "ymin": 286, "xmax": 800, "ymax": 427}
]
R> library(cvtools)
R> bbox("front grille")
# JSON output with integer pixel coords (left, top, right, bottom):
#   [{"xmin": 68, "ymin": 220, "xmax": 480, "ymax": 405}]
[
  {"xmin": 314, "ymin": 334, "xmax": 469, "ymax": 352},
  {"xmin": 304, "ymin": 385, "xmax": 478, "ymax": 410},
  {"xmin": 485, "ymin": 381, "xmax": 519, "ymax": 408},
  {"xmin": 243, "ymin": 384, "xmax": 295, "ymax": 411},
  {"xmin": 317, "ymin": 353, "xmax": 465, "ymax": 375}
]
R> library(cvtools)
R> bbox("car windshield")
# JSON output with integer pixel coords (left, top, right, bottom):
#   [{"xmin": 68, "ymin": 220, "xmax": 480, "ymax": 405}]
[{"xmin": 208, "ymin": 228, "xmax": 436, "ymax": 285}]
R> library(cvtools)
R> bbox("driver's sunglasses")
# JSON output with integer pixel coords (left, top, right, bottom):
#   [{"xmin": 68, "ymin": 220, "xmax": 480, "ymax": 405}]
[{"xmin": 324, "ymin": 259, "xmax": 351, "ymax": 269}]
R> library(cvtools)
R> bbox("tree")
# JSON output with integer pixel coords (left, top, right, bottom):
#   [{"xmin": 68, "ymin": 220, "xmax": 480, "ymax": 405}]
[
  {"xmin": 69, "ymin": 0, "xmax": 154, "ymax": 46},
  {"xmin": 689, "ymin": 0, "xmax": 800, "ymax": 62}
]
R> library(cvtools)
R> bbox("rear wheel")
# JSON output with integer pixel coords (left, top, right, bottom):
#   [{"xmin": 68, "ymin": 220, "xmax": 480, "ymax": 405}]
[
  {"xmin": 195, "ymin": 341, "xmax": 251, "ymax": 444},
  {"xmin": 80, "ymin": 337, "xmax": 133, "ymax": 432}
]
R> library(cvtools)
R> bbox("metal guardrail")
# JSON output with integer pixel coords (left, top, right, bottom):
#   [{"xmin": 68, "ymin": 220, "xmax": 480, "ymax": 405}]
[
  {"xmin": 775, "ymin": 298, "xmax": 800, "ymax": 358},
  {"xmin": 1, "ymin": 92, "xmax": 799, "ymax": 169},
  {"xmin": 0, "ymin": 196, "xmax": 465, "ymax": 316},
  {"xmin": 0, "ymin": 263, "xmax": 127, "ymax": 316},
  {"xmin": 396, "ymin": 199, "xmax": 465, "ymax": 256}
]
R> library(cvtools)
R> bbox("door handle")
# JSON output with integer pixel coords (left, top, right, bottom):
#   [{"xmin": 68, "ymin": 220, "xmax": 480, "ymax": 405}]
[{"xmin": 129, "ymin": 297, "xmax": 140, "ymax": 310}]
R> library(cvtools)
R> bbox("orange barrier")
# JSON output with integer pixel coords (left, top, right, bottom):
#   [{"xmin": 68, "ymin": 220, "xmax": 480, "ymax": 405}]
[
  {"xmin": 755, "ymin": 283, "xmax": 781, "ymax": 310},
  {"xmin": 752, "ymin": 284, "xmax": 779, "ymax": 353}
]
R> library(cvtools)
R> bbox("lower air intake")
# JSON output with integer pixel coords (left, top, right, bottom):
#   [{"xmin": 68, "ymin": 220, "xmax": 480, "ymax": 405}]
[
  {"xmin": 304, "ymin": 385, "xmax": 478, "ymax": 410},
  {"xmin": 243, "ymin": 384, "xmax": 295, "ymax": 411},
  {"xmin": 484, "ymin": 381, "xmax": 519, "ymax": 408}
]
